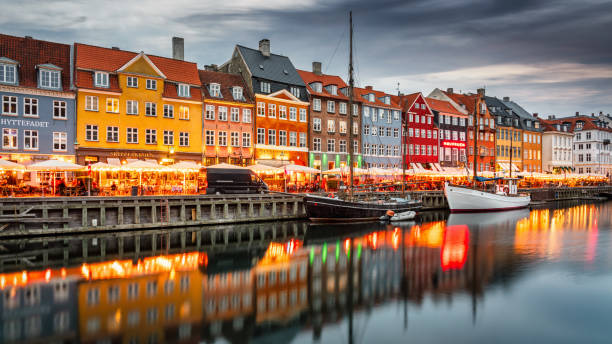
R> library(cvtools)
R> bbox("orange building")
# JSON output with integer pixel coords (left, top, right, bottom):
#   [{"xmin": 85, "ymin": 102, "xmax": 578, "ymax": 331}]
[
  {"xmin": 254, "ymin": 90, "xmax": 309, "ymax": 166},
  {"xmin": 199, "ymin": 70, "xmax": 255, "ymax": 166}
]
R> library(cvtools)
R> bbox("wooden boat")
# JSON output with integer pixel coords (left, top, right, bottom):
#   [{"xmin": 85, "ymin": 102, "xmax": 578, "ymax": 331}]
[
  {"xmin": 444, "ymin": 180, "xmax": 530, "ymax": 213},
  {"xmin": 305, "ymin": 194, "xmax": 421, "ymax": 222}
]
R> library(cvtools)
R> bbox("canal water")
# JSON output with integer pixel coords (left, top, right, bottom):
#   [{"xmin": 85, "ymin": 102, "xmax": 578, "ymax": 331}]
[{"xmin": 1, "ymin": 201, "xmax": 611, "ymax": 344}]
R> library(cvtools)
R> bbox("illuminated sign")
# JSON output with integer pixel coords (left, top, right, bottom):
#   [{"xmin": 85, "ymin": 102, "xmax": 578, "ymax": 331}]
[{"xmin": 442, "ymin": 141, "xmax": 466, "ymax": 148}]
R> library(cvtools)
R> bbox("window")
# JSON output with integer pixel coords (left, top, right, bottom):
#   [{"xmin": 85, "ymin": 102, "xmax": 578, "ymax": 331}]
[
  {"xmin": 83, "ymin": 95, "xmax": 98, "ymax": 112},
  {"xmin": 178, "ymin": 84, "xmax": 190, "ymax": 97},
  {"xmin": 299, "ymin": 132, "xmax": 306, "ymax": 148},
  {"xmin": 313, "ymin": 118, "xmax": 321, "ymax": 131},
  {"xmin": 53, "ymin": 132, "xmax": 67, "ymax": 151},
  {"xmin": 230, "ymin": 132, "xmax": 240, "ymax": 147},
  {"xmin": 146, "ymin": 79, "xmax": 157, "ymax": 90},
  {"xmin": 313, "ymin": 137, "xmax": 321, "ymax": 151},
  {"xmin": 210, "ymin": 83, "xmax": 221, "ymax": 97},
  {"xmin": 279, "ymin": 105, "xmax": 287, "ymax": 119},
  {"xmin": 126, "ymin": 76, "xmax": 138, "ymax": 88},
  {"xmin": 339, "ymin": 102, "xmax": 347, "ymax": 114},
  {"xmin": 339, "ymin": 140, "xmax": 347, "ymax": 153},
  {"xmin": 179, "ymin": 132, "xmax": 189, "ymax": 147},
  {"xmin": 268, "ymin": 104, "xmax": 276, "ymax": 118},
  {"xmin": 164, "ymin": 130, "xmax": 174, "ymax": 145},
  {"xmin": 352, "ymin": 104, "xmax": 358, "ymax": 116},
  {"xmin": 205, "ymin": 130, "xmax": 215, "ymax": 146},
  {"xmin": 230, "ymin": 108, "xmax": 240, "ymax": 122},
  {"xmin": 327, "ymin": 101, "xmax": 336, "ymax": 113},
  {"xmin": 257, "ymin": 128, "xmax": 265, "ymax": 145},
  {"xmin": 353, "ymin": 122, "xmax": 359, "ymax": 135},
  {"xmin": 51, "ymin": 100, "xmax": 67, "ymax": 119},
  {"xmin": 218, "ymin": 131, "xmax": 227, "ymax": 146},
  {"xmin": 164, "ymin": 104, "xmax": 174, "ymax": 118},
  {"xmin": 205, "ymin": 105, "xmax": 215, "ymax": 120},
  {"xmin": 85, "ymin": 125, "xmax": 98, "ymax": 141},
  {"xmin": 300, "ymin": 108, "xmax": 307, "ymax": 122},
  {"xmin": 233, "ymin": 87, "xmax": 243, "ymax": 100},
  {"xmin": 23, "ymin": 98, "xmax": 38, "ymax": 117},
  {"xmin": 393, "ymin": 110, "xmax": 400, "ymax": 120},
  {"xmin": 24, "ymin": 130, "xmax": 38, "ymax": 150},
  {"xmin": 313, "ymin": 98, "xmax": 321, "ymax": 111},
  {"xmin": 146, "ymin": 129, "xmax": 157, "ymax": 144},
  {"xmin": 393, "ymin": 128, "xmax": 399, "ymax": 138},
  {"xmin": 87, "ymin": 288, "xmax": 100, "ymax": 306},
  {"xmin": 289, "ymin": 132, "xmax": 297, "ymax": 146},
  {"xmin": 103, "ymin": 98, "xmax": 118, "ymax": 114},
  {"xmin": 126, "ymin": 100, "xmax": 138, "ymax": 115},
  {"xmin": 215, "ymin": 106, "xmax": 227, "ymax": 121},
  {"xmin": 327, "ymin": 139, "xmax": 335, "ymax": 152},
  {"xmin": 372, "ymin": 126, "xmax": 377, "ymax": 136},
  {"xmin": 126, "ymin": 128, "xmax": 138, "ymax": 144},
  {"xmin": 94, "ymin": 72, "xmax": 108, "ymax": 87},
  {"xmin": 279, "ymin": 130, "xmax": 287, "ymax": 146},
  {"xmin": 260, "ymin": 81, "xmax": 271, "ymax": 93},
  {"xmin": 291, "ymin": 86, "xmax": 300, "ymax": 98},
  {"xmin": 268, "ymin": 129, "xmax": 276, "ymax": 145},
  {"xmin": 242, "ymin": 132, "xmax": 251, "ymax": 147},
  {"xmin": 327, "ymin": 119, "xmax": 335, "ymax": 133},
  {"xmin": 178, "ymin": 106, "xmax": 189, "ymax": 120},
  {"xmin": 257, "ymin": 102, "xmax": 265, "ymax": 116},
  {"xmin": 379, "ymin": 127, "xmax": 385, "ymax": 136},
  {"xmin": 339, "ymin": 120, "xmax": 347, "ymax": 134},
  {"xmin": 311, "ymin": 82, "xmax": 322, "ymax": 93},
  {"xmin": 106, "ymin": 126, "xmax": 119, "ymax": 143},
  {"xmin": 386, "ymin": 127, "xmax": 391, "ymax": 137},
  {"xmin": 0, "ymin": 63, "xmax": 16, "ymax": 84},
  {"xmin": 145, "ymin": 102, "xmax": 156, "ymax": 116}
]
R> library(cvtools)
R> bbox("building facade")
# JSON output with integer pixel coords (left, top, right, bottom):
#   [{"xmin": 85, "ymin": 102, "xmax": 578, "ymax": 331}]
[
  {"xmin": 357, "ymin": 86, "xmax": 402, "ymax": 169},
  {"xmin": 485, "ymin": 96, "xmax": 523, "ymax": 173},
  {"xmin": 74, "ymin": 42, "xmax": 203, "ymax": 165},
  {"xmin": 0, "ymin": 34, "xmax": 76, "ymax": 164},
  {"xmin": 539, "ymin": 116, "xmax": 574, "ymax": 173},
  {"xmin": 502, "ymin": 97, "xmax": 542, "ymax": 172},
  {"xmin": 397, "ymin": 92, "xmax": 438, "ymax": 167},
  {"xmin": 425, "ymin": 97, "xmax": 468, "ymax": 167},
  {"xmin": 221, "ymin": 39, "xmax": 309, "ymax": 166},
  {"xmin": 298, "ymin": 62, "xmax": 361, "ymax": 171},
  {"xmin": 199, "ymin": 70, "xmax": 255, "ymax": 166}
]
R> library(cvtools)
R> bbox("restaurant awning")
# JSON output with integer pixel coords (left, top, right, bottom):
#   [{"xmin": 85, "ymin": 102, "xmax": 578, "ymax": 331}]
[
  {"xmin": 281, "ymin": 164, "xmax": 320, "ymax": 173},
  {"xmin": 0, "ymin": 159, "xmax": 25, "ymax": 171},
  {"xmin": 206, "ymin": 163, "xmax": 247, "ymax": 169},
  {"xmin": 170, "ymin": 161, "xmax": 200, "ymax": 171},
  {"xmin": 27, "ymin": 159, "xmax": 84, "ymax": 171},
  {"xmin": 247, "ymin": 163, "xmax": 278, "ymax": 173}
]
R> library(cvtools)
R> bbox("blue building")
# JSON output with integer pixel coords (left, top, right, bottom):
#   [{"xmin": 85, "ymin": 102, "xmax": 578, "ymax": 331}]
[
  {"xmin": 0, "ymin": 34, "xmax": 75, "ymax": 165},
  {"xmin": 356, "ymin": 86, "xmax": 402, "ymax": 169}
]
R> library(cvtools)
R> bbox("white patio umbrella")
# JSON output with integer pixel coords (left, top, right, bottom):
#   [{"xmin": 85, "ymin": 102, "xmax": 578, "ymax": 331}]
[
  {"xmin": 281, "ymin": 164, "xmax": 321, "ymax": 173},
  {"xmin": 247, "ymin": 163, "xmax": 278, "ymax": 173},
  {"xmin": 170, "ymin": 161, "xmax": 201, "ymax": 171},
  {"xmin": 27, "ymin": 159, "xmax": 83, "ymax": 171},
  {"xmin": 122, "ymin": 160, "xmax": 170, "ymax": 190},
  {"xmin": 0, "ymin": 159, "xmax": 24, "ymax": 170},
  {"xmin": 206, "ymin": 163, "xmax": 247, "ymax": 169}
]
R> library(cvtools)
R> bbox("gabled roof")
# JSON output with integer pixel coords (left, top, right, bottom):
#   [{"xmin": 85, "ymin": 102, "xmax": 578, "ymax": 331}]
[
  {"xmin": 442, "ymin": 91, "xmax": 478, "ymax": 113},
  {"xmin": 118, "ymin": 52, "xmax": 166, "ymax": 79},
  {"xmin": 236, "ymin": 45, "xmax": 305, "ymax": 86},
  {"xmin": 425, "ymin": 97, "xmax": 466, "ymax": 116},
  {"xmin": 354, "ymin": 87, "xmax": 400, "ymax": 110},
  {"xmin": 74, "ymin": 43, "xmax": 200, "ymax": 85},
  {"xmin": 296, "ymin": 69, "xmax": 349, "ymax": 101},
  {"xmin": 539, "ymin": 119, "xmax": 574, "ymax": 133},
  {"xmin": 502, "ymin": 100, "xmax": 533, "ymax": 121},
  {"xmin": 545, "ymin": 116, "xmax": 612, "ymax": 133},
  {"xmin": 198, "ymin": 70, "xmax": 253, "ymax": 104},
  {"xmin": 484, "ymin": 96, "xmax": 512, "ymax": 117},
  {"xmin": 0, "ymin": 34, "xmax": 72, "ymax": 90}
]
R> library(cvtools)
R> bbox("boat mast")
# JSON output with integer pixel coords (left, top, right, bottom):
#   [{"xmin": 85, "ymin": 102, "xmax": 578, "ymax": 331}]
[
  {"xmin": 348, "ymin": 11, "xmax": 355, "ymax": 200},
  {"xmin": 509, "ymin": 118, "xmax": 513, "ymax": 179},
  {"xmin": 401, "ymin": 98, "xmax": 406, "ymax": 197},
  {"xmin": 472, "ymin": 97, "xmax": 478, "ymax": 188}
]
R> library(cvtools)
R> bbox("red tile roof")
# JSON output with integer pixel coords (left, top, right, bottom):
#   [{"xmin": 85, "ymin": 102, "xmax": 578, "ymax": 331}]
[
  {"xmin": 162, "ymin": 83, "xmax": 202, "ymax": 102},
  {"xmin": 543, "ymin": 116, "xmax": 612, "ymax": 133},
  {"xmin": 74, "ymin": 70, "xmax": 121, "ymax": 93},
  {"xmin": 74, "ymin": 43, "xmax": 200, "ymax": 85},
  {"xmin": 0, "ymin": 34, "xmax": 71, "ymax": 90},
  {"xmin": 443, "ymin": 91, "xmax": 478, "ymax": 113},
  {"xmin": 198, "ymin": 70, "xmax": 254, "ymax": 104},
  {"xmin": 392, "ymin": 92, "xmax": 422, "ymax": 112},
  {"xmin": 354, "ymin": 87, "xmax": 400, "ymax": 109},
  {"xmin": 296, "ymin": 70, "xmax": 351, "ymax": 101},
  {"xmin": 425, "ymin": 97, "xmax": 466, "ymax": 116}
]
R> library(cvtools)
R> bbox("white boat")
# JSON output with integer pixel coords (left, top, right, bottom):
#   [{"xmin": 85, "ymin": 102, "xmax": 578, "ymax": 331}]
[
  {"xmin": 390, "ymin": 211, "xmax": 416, "ymax": 221},
  {"xmin": 444, "ymin": 180, "xmax": 530, "ymax": 213}
]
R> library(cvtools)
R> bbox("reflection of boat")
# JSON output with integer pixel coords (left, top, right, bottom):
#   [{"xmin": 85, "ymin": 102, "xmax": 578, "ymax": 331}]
[
  {"xmin": 305, "ymin": 194, "xmax": 422, "ymax": 222},
  {"xmin": 444, "ymin": 180, "xmax": 530, "ymax": 213},
  {"xmin": 447, "ymin": 208, "xmax": 530, "ymax": 226}
]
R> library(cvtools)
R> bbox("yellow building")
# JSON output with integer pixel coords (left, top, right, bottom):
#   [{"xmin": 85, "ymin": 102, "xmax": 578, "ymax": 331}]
[
  {"xmin": 74, "ymin": 43, "xmax": 203, "ymax": 165},
  {"xmin": 496, "ymin": 126, "xmax": 523, "ymax": 173}
]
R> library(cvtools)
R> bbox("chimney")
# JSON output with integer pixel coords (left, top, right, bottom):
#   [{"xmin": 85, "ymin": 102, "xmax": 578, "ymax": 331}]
[
  {"xmin": 172, "ymin": 37, "xmax": 184, "ymax": 60},
  {"xmin": 575, "ymin": 111, "xmax": 579, "ymax": 116},
  {"xmin": 365, "ymin": 85, "xmax": 373, "ymax": 90},
  {"xmin": 204, "ymin": 64, "xmax": 218, "ymax": 71},
  {"xmin": 503, "ymin": 96, "xmax": 510, "ymax": 102},
  {"xmin": 533, "ymin": 113, "xmax": 538, "ymax": 118},
  {"xmin": 259, "ymin": 39, "xmax": 270, "ymax": 57},
  {"xmin": 477, "ymin": 88, "xmax": 485, "ymax": 96},
  {"xmin": 312, "ymin": 61, "xmax": 322, "ymax": 75},
  {"xmin": 111, "ymin": 46, "xmax": 120, "ymax": 50},
  {"xmin": 446, "ymin": 88, "xmax": 453, "ymax": 94}
]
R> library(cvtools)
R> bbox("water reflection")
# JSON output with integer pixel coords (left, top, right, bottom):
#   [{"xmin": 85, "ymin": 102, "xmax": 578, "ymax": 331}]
[{"xmin": 0, "ymin": 202, "xmax": 611, "ymax": 343}]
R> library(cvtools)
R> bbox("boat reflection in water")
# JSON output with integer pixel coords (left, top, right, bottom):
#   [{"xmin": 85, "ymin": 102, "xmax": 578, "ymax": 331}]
[{"xmin": 0, "ymin": 202, "xmax": 610, "ymax": 344}]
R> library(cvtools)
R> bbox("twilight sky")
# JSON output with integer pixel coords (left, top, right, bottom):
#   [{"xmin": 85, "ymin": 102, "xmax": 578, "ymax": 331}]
[{"xmin": 2, "ymin": 0, "xmax": 611, "ymax": 118}]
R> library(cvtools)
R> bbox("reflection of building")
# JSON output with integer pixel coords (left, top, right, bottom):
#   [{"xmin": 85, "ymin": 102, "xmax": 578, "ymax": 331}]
[
  {"xmin": 76, "ymin": 253, "xmax": 203, "ymax": 344},
  {"xmin": 0, "ymin": 274, "xmax": 78, "ymax": 343}
]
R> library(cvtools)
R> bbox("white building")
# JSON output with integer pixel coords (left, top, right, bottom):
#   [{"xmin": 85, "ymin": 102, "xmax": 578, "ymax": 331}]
[{"xmin": 540, "ymin": 117, "xmax": 573, "ymax": 173}]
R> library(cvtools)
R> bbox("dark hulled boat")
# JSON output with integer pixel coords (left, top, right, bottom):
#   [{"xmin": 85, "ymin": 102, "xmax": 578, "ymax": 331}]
[{"xmin": 305, "ymin": 194, "xmax": 421, "ymax": 222}]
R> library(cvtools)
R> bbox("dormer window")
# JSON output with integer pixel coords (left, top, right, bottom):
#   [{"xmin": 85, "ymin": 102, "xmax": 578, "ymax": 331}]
[
  {"xmin": 576, "ymin": 121, "xmax": 583, "ymax": 130},
  {"xmin": 310, "ymin": 82, "xmax": 322, "ymax": 93},
  {"xmin": 94, "ymin": 71, "xmax": 109, "ymax": 88},
  {"xmin": 178, "ymin": 84, "xmax": 190, "ymax": 98},
  {"xmin": 290, "ymin": 86, "xmax": 300, "ymax": 98},
  {"xmin": 368, "ymin": 94, "xmax": 374, "ymax": 102},
  {"xmin": 0, "ymin": 59, "xmax": 17, "ymax": 84},
  {"xmin": 39, "ymin": 68, "xmax": 61, "ymax": 89},
  {"xmin": 329, "ymin": 85, "xmax": 337, "ymax": 95},
  {"xmin": 232, "ymin": 86, "xmax": 243, "ymax": 100},
  {"xmin": 384, "ymin": 96, "xmax": 390, "ymax": 105},
  {"xmin": 210, "ymin": 83, "xmax": 221, "ymax": 97}
]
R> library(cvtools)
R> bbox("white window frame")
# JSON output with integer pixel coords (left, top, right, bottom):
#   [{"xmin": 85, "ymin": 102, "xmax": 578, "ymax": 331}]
[
  {"xmin": 242, "ymin": 132, "xmax": 251, "ymax": 147},
  {"xmin": 106, "ymin": 126, "xmax": 119, "ymax": 143},
  {"xmin": 218, "ymin": 106, "xmax": 228, "ymax": 121},
  {"xmin": 146, "ymin": 79, "xmax": 157, "ymax": 90},
  {"xmin": 85, "ymin": 124, "xmax": 98, "ymax": 141},
  {"xmin": 299, "ymin": 108, "xmax": 307, "ymax": 122},
  {"xmin": 126, "ymin": 127, "xmax": 138, "ymax": 144},
  {"xmin": 205, "ymin": 130, "xmax": 215, "ymax": 146},
  {"xmin": 23, "ymin": 98, "xmax": 38, "ymax": 117},
  {"xmin": 257, "ymin": 128, "xmax": 265, "ymax": 145},
  {"xmin": 127, "ymin": 76, "xmax": 138, "ymax": 88},
  {"xmin": 178, "ymin": 84, "xmax": 190, "ymax": 98},
  {"xmin": 210, "ymin": 83, "xmax": 221, "ymax": 97},
  {"xmin": 230, "ymin": 108, "xmax": 240, "ymax": 122},
  {"xmin": 178, "ymin": 105, "xmax": 190, "ymax": 120},
  {"xmin": 313, "ymin": 118, "xmax": 321, "ymax": 131},
  {"xmin": 260, "ymin": 81, "xmax": 271, "ymax": 93},
  {"xmin": 230, "ymin": 131, "xmax": 240, "ymax": 147},
  {"xmin": 94, "ymin": 71, "xmax": 109, "ymax": 88},
  {"xmin": 218, "ymin": 131, "xmax": 227, "ymax": 146},
  {"xmin": 179, "ymin": 132, "xmax": 190, "ymax": 147},
  {"xmin": 145, "ymin": 102, "xmax": 156, "ymax": 116},
  {"xmin": 233, "ymin": 87, "xmax": 243, "ymax": 100},
  {"xmin": 53, "ymin": 132, "xmax": 67, "ymax": 151},
  {"xmin": 163, "ymin": 130, "xmax": 174, "ymax": 146},
  {"xmin": 85, "ymin": 96, "xmax": 98, "ymax": 111},
  {"xmin": 242, "ymin": 108, "xmax": 252, "ymax": 123},
  {"xmin": 53, "ymin": 100, "xmax": 67, "ymax": 119},
  {"xmin": 106, "ymin": 98, "xmax": 119, "ymax": 114},
  {"xmin": 40, "ymin": 69, "xmax": 61, "ymax": 89},
  {"xmin": 279, "ymin": 105, "xmax": 287, "ymax": 120},
  {"xmin": 145, "ymin": 129, "xmax": 157, "ymax": 144},
  {"xmin": 327, "ymin": 100, "xmax": 335, "ymax": 113},
  {"xmin": 23, "ymin": 129, "xmax": 38, "ymax": 150},
  {"xmin": 164, "ymin": 104, "xmax": 174, "ymax": 118},
  {"xmin": 257, "ymin": 102, "xmax": 265, "ymax": 117},
  {"xmin": 126, "ymin": 100, "xmax": 138, "ymax": 115},
  {"xmin": 0, "ymin": 63, "xmax": 16, "ymax": 84},
  {"xmin": 313, "ymin": 98, "xmax": 321, "ymax": 111}
]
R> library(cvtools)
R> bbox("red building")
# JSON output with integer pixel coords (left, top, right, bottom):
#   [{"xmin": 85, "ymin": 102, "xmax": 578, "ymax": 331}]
[
  {"xmin": 425, "ymin": 97, "xmax": 468, "ymax": 167},
  {"xmin": 395, "ymin": 92, "xmax": 438, "ymax": 167}
]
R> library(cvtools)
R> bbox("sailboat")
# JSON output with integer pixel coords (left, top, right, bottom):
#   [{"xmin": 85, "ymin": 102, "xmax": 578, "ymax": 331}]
[
  {"xmin": 304, "ymin": 12, "xmax": 422, "ymax": 222},
  {"xmin": 444, "ymin": 98, "xmax": 530, "ymax": 212}
]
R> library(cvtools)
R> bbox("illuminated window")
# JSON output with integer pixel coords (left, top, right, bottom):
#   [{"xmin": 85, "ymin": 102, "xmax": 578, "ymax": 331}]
[
  {"xmin": 178, "ymin": 106, "xmax": 189, "ymax": 120},
  {"xmin": 105, "ymin": 98, "xmax": 119, "ymax": 113}
]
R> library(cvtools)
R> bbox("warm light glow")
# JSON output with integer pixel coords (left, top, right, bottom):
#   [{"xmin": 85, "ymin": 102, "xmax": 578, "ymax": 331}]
[{"xmin": 441, "ymin": 225, "xmax": 469, "ymax": 271}]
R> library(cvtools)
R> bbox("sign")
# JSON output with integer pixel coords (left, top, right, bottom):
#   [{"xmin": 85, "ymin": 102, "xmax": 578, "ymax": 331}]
[
  {"xmin": 0, "ymin": 118, "xmax": 49, "ymax": 128},
  {"xmin": 109, "ymin": 151, "xmax": 155, "ymax": 158},
  {"xmin": 442, "ymin": 141, "xmax": 466, "ymax": 148}
]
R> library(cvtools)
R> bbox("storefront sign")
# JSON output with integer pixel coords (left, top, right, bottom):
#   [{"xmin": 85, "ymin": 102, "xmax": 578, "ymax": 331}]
[
  {"xmin": 0, "ymin": 118, "xmax": 49, "ymax": 128},
  {"xmin": 442, "ymin": 141, "xmax": 466, "ymax": 148},
  {"xmin": 109, "ymin": 151, "xmax": 155, "ymax": 158}
]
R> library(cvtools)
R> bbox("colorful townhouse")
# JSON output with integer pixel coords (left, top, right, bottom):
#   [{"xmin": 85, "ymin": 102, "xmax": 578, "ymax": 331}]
[
  {"xmin": 298, "ymin": 62, "xmax": 361, "ymax": 171},
  {"xmin": 198, "ymin": 69, "xmax": 255, "ymax": 166},
  {"xmin": 220, "ymin": 39, "xmax": 309, "ymax": 167},
  {"xmin": 429, "ymin": 88, "xmax": 496, "ymax": 173},
  {"xmin": 0, "ymin": 34, "xmax": 75, "ymax": 165},
  {"xmin": 357, "ymin": 86, "xmax": 402, "ymax": 169},
  {"xmin": 502, "ymin": 97, "xmax": 543, "ymax": 173},
  {"xmin": 485, "ymin": 96, "xmax": 523, "ymax": 173},
  {"xmin": 74, "ymin": 41, "xmax": 203, "ymax": 165},
  {"xmin": 425, "ymin": 97, "xmax": 468, "ymax": 168},
  {"xmin": 394, "ymin": 92, "xmax": 438, "ymax": 169},
  {"xmin": 539, "ymin": 116, "xmax": 574, "ymax": 173}
]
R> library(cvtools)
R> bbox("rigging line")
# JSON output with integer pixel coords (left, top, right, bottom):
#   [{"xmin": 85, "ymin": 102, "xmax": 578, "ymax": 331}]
[{"xmin": 325, "ymin": 24, "xmax": 347, "ymax": 74}]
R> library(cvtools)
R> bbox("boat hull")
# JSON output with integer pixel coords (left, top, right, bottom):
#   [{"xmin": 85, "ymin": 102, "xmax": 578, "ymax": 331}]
[
  {"xmin": 444, "ymin": 184, "xmax": 530, "ymax": 213},
  {"xmin": 305, "ymin": 195, "xmax": 421, "ymax": 222}
]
